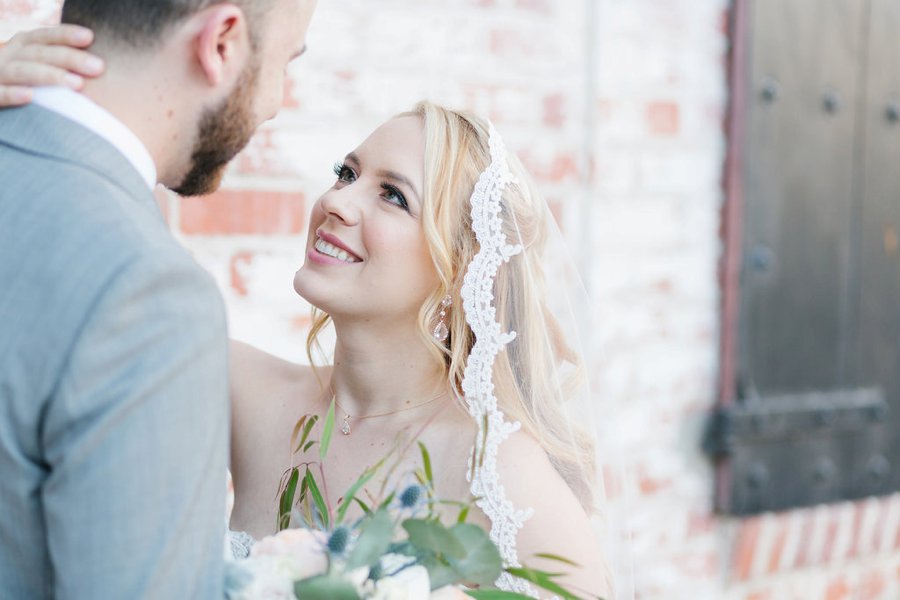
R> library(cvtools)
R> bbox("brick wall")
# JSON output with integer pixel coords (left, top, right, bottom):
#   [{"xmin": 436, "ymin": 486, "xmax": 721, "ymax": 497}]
[{"xmin": 6, "ymin": 1, "xmax": 900, "ymax": 598}]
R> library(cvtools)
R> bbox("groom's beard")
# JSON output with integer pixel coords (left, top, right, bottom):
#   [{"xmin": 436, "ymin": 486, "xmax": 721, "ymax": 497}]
[{"xmin": 173, "ymin": 62, "xmax": 260, "ymax": 197}]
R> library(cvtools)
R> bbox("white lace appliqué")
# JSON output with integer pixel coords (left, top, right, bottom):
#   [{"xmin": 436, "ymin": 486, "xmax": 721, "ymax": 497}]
[{"xmin": 460, "ymin": 124, "xmax": 537, "ymax": 596}]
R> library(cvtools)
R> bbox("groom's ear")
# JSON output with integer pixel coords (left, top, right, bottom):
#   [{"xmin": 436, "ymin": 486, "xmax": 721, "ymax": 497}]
[{"xmin": 189, "ymin": 4, "xmax": 252, "ymax": 88}]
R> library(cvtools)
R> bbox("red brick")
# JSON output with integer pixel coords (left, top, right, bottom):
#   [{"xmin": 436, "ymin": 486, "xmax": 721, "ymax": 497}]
[
  {"xmin": 229, "ymin": 251, "xmax": 255, "ymax": 296},
  {"xmin": 766, "ymin": 520, "xmax": 788, "ymax": 573},
  {"xmin": 180, "ymin": 189, "xmax": 306, "ymax": 235},
  {"xmin": 518, "ymin": 151, "xmax": 580, "ymax": 184},
  {"xmin": 733, "ymin": 516, "xmax": 763, "ymax": 581},
  {"xmin": 847, "ymin": 502, "xmax": 866, "ymax": 559},
  {"xmin": 822, "ymin": 515, "xmax": 840, "ymax": 563},
  {"xmin": 646, "ymin": 101, "xmax": 680, "ymax": 136},
  {"xmin": 515, "ymin": 0, "xmax": 551, "ymax": 12},
  {"xmin": 860, "ymin": 570, "xmax": 886, "ymax": 600},
  {"xmin": 793, "ymin": 510, "xmax": 816, "ymax": 569},
  {"xmin": 542, "ymin": 93, "xmax": 566, "ymax": 129},
  {"xmin": 825, "ymin": 578, "xmax": 850, "ymax": 600}
]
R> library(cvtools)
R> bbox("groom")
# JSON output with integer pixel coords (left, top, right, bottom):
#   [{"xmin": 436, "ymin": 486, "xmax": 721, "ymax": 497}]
[{"xmin": 0, "ymin": 0, "xmax": 315, "ymax": 597}]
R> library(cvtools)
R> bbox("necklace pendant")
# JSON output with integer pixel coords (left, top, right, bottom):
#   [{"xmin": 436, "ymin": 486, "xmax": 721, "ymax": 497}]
[{"xmin": 341, "ymin": 414, "xmax": 351, "ymax": 435}]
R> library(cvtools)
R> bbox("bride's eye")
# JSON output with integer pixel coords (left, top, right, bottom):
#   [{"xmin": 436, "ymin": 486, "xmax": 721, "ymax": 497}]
[
  {"xmin": 381, "ymin": 184, "xmax": 409, "ymax": 212},
  {"xmin": 332, "ymin": 161, "xmax": 356, "ymax": 183}
]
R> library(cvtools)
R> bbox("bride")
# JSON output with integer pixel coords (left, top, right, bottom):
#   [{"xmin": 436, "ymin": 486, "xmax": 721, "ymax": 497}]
[{"xmin": 2, "ymin": 28, "xmax": 615, "ymax": 598}]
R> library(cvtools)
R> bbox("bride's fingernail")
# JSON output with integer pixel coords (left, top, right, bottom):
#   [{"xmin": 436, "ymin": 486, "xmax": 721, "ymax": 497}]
[
  {"xmin": 10, "ymin": 89, "xmax": 32, "ymax": 104},
  {"xmin": 73, "ymin": 27, "xmax": 93, "ymax": 44},
  {"xmin": 85, "ymin": 56, "xmax": 104, "ymax": 73},
  {"xmin": 64, "ymin": 73, "xmax": 83, "ymax": 88}
]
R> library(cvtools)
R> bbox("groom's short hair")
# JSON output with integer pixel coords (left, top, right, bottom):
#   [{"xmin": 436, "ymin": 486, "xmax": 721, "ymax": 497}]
[{"xmin": 61, "ymin": 0, "xmax": 275, "ymax": 50}]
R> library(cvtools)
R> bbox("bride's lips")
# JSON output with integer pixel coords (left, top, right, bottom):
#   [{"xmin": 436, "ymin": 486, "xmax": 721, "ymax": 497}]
[{"xmin": 308, "ymin": 230, "xmax": 363, "ymax": 266}]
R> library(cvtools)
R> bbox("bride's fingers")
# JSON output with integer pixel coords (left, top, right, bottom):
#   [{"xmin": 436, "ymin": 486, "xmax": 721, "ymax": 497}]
[
  {"xmin": 0, "ymin": 86, "xmax": 34, "ymax": 107},
  {"xmin": 0, "ymin": 61, "xmax": 84, "ymax": 89},
  {"xmin": 13, "ymin": 24, "xmax": 94, "ymax": 49},
  {"xmin": 15, "ymin": 44, "xmax": 104, "ymax": 77}
]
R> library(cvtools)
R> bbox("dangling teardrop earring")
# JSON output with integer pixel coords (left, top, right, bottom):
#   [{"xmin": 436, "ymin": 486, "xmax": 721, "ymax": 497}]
[{"xmin": 432, "ymin": 295, "xmax": 452, "ymax": 342}]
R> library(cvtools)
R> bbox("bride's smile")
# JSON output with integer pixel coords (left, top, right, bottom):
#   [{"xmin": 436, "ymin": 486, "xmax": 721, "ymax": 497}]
[
  {"xmin": 293, "ymin": 115, "xmax": 437, "ymax": 321},
  {"xmin": 310, "ymin": 231, "xmax": 363, "ymax": 264}
]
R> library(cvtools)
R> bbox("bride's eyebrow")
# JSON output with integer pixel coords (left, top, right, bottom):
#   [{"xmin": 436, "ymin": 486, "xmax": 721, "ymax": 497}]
[
  {"xmin": 346, "ymin": 152, "xmax": 422, "ymax": 205},
  {"xmin": 378, "ymin": 169, "xmax": 421, "ymax": 205}
]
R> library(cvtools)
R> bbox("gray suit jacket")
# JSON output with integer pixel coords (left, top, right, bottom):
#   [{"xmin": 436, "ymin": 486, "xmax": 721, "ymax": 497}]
[{"xmin": 0, "ymin": 104, "xmax": 229, "ymax": 598}]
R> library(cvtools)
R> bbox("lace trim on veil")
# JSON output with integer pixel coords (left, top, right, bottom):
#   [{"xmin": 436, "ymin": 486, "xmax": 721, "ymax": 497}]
[{"xmin": 460, "ymin": 124, "xmax": 537, "ymax": 596}]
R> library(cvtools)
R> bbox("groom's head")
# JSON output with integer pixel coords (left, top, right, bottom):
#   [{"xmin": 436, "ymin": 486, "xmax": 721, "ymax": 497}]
[{"xmin": 59, "ymin": 0, "xmax": 316, "ymax": 195}]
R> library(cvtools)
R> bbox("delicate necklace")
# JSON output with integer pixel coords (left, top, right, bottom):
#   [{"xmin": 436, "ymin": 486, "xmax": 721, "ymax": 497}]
[{"xmin": 331, "ymin": 391, "xmax": 446, "ymax": 436}]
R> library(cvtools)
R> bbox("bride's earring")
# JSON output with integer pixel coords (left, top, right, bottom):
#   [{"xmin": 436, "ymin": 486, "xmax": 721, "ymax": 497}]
[{"xmin": 432, "ymin": 295, "xmax": 452, "ymax": 342}]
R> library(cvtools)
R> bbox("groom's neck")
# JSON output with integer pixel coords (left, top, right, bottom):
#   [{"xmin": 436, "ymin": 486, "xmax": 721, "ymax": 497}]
[{"xmin": 79, "ymin": 47, "xmax": 210, "ymax": 190}]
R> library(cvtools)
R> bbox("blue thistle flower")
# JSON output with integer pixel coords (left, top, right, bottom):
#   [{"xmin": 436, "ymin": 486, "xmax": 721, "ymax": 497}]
[
  {"xmin": 399, "ymin": 484, "xmax": 423, "ymax": 508},
  {"xmin": 327, "ymin": 526, "xmax": 350, "ymax": 554}
]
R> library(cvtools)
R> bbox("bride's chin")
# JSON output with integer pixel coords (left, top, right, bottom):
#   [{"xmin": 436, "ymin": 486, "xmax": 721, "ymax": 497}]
[{"xmin": 293, "ymin": 271, "xmax": 333, "ymax": 313}]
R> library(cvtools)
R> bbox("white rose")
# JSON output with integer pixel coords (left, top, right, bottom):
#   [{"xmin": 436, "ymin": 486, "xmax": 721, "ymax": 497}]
[
  {"xmin": 250, "ymin": 528, "xmax": 328, "ymax": 581},
  {"xmin": 368, "ymin": 555, "xmax": 430, "ymax": 600}
]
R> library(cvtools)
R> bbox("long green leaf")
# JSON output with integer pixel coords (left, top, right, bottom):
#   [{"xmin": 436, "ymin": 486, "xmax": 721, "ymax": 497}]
[
  {"xmin": 353, "ymin": 496, "xmax": 372, "ymax": 515},
  {"xmin": 418, "ymin": 441, "xmax": 434, "ymax": 488},
  {"xmin": 457, "ymin": 504, "xmax": 471, "ymax": 523},
  {"xmin": 505, "ymin": 567, "xmax": 583, "ymax": 600},
  {"xmin": 289, "ymin": 416, "xmax": 307, "ymax": 454},
  {"xmin": 319, "ymin": 399, "xmax": 336, "ymax": 461},
  {"xmin": 295, "ymin": 414, "xmax": 319, "ymax": 454},
  {"xmin": 336, "ymin": 460, "xmax": 383, "ymax": 523},
  {"xmin": 533, "ymin": 552, "xmax": 581, "ymax": 567},
  {"xmin": 277, "ymin": 468, "xmax": 299, "ymax": 531},
  {"xmin": 304, "ymin": 468, "xmax": 330, "ymax": 529}
]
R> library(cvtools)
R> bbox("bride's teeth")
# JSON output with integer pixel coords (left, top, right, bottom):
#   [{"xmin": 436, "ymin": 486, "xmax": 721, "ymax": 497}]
[{"xmin": 315, "ymin": 237, "xmax": 358, "ymax": 263}]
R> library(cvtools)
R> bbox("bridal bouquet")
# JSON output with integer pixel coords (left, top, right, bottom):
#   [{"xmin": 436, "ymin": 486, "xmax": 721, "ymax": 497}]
[{"xmin": 224, "ymin": 402, "xmax": 585, "ymax": 600}]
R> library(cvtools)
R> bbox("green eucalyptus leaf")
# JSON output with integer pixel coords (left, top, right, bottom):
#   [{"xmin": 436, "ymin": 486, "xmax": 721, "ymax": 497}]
[
  {"xmin": 304, "ymin": 468, "xmax": 330, "ymax": 529},
  {"xmin": 448, "ymin": 523, "xmax": 503, "ymax": 585},
  {"xmin": 346, "ymin": 509, "xmax": 394, "ymax": 570},
  {"xmin": 293, "ymin": 574, "xmax": 359, "ymax": 600},
  {"xmin": 402, "ymin": 519, "xmax": 465, "ymax": 559},
  {"xmin": 320, "ymin": 400, "xmax": 336, "ymax": 461},
  {"xmin": 420, "ymin": 554, "xmax": 461, "ymax": 590}
]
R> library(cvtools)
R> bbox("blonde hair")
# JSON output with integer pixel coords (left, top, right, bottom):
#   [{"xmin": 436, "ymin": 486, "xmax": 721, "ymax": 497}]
[{"xmin": 307, "ymin": 101, "xmax": 597, "ymax": 510}]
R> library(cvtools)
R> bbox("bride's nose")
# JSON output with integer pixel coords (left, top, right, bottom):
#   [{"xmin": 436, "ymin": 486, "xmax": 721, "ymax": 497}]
[{"xmin": 319, "ymin": 187, "xmax": 361, "ymax": 226}]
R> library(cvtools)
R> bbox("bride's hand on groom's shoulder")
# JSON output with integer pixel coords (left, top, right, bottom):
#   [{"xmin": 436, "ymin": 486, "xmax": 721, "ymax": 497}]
[{"xmin": 0, "ymin": 24, "xmax": 103, "ymax": 107}]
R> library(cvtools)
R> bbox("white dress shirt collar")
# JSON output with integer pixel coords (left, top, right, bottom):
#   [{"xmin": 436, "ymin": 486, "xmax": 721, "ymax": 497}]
[{"xmin": 32, "ymin": 86, "xmax": 157, "ymax": 190}]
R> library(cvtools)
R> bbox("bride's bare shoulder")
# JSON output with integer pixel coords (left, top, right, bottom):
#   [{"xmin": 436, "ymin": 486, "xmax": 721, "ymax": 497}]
[{"xmin": 229, "ymin": 340, "xmax": 325, "ymax": 414}]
